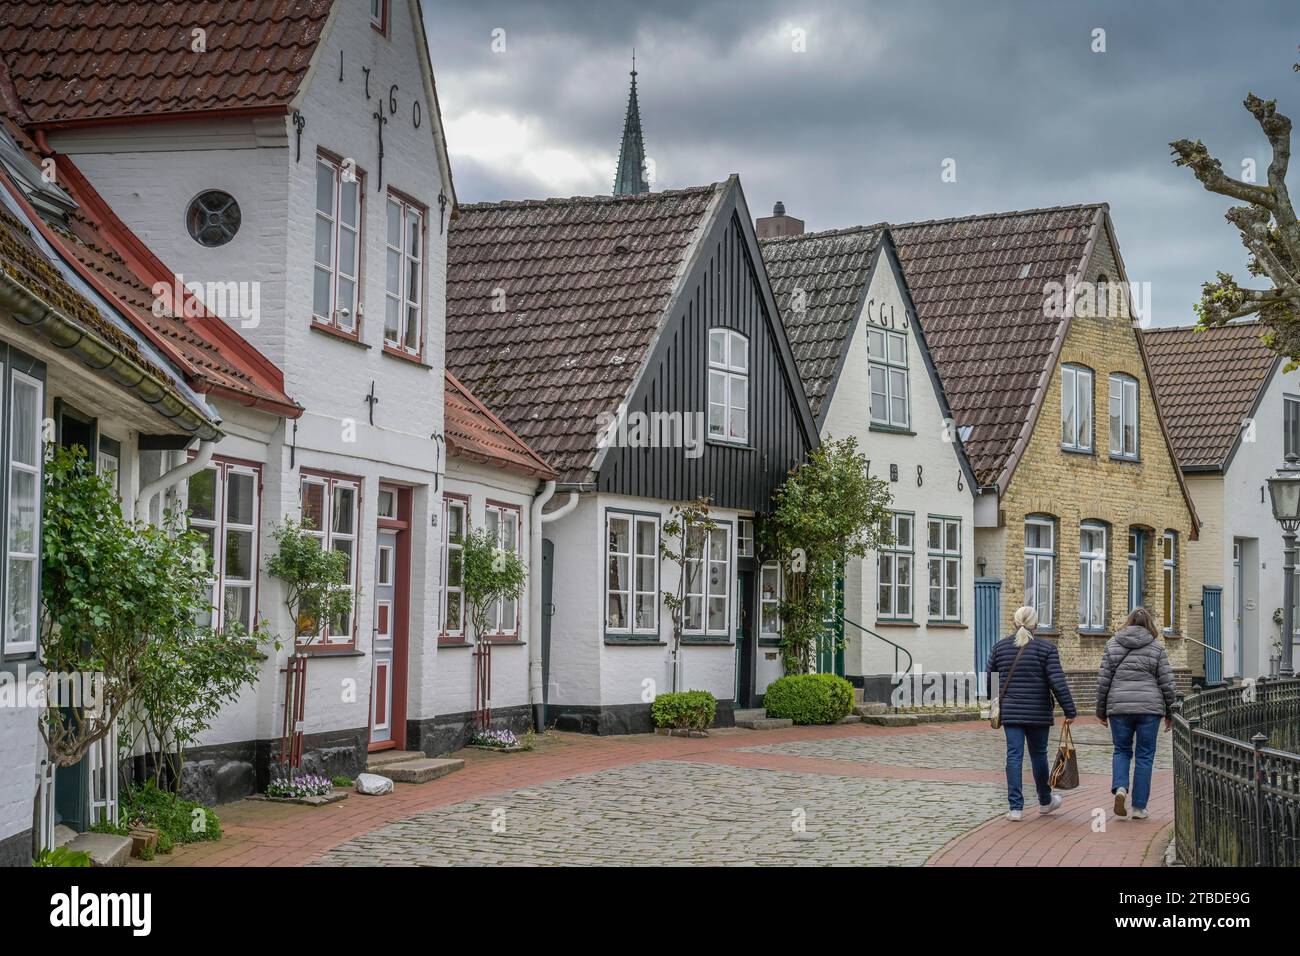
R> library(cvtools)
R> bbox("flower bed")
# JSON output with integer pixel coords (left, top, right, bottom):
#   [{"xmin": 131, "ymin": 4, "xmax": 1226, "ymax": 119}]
[{"xmin": 468, "ymin": 728, "xmax": 531, "ymax": 752}]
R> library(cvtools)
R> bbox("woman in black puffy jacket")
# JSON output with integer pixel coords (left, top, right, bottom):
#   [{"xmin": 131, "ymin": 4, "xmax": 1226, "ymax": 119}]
[{"xmin": 986, "ymin": 605, "xmax": 1078, "ymax": 821}]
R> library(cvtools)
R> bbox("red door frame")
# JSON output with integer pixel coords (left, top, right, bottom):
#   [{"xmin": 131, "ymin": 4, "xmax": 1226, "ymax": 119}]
[{"xmin": 369, "ymin": 485, "xmax": 412, "ymax": 752}]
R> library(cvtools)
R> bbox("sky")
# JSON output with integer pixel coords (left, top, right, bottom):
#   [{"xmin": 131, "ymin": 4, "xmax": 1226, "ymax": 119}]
[{"xmin": 424, "ymin": 0, "xmax": 1299, "ymax": 327}]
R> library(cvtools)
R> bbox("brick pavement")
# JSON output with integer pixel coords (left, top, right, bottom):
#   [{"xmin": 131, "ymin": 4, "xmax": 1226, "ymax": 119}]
[{"xmin": 133, "ymin": 718, "xmax": 1173, "ymax": 867}]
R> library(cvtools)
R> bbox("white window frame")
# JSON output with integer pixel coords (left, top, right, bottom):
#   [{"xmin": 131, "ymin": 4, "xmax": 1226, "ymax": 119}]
[
  {"xmin": 1163, "ymin": 531, "xmax": 1177, "ymax": 633},
  {"xmin": 1286, "ymin": 395, "xmax": 1300, "ymax": 458},
  {"xmin": 312, "ymin": 154, "xmax": 362, "ymax": 333},
  {"xmin": 484, "ymin": 503, "xmax": 521, "ymax": 636},
  {"xmin": 878, "ymin": 511, "xmax": 913, "ymax": 621},
  {"xmin": 1024, "ymin": 516, "xmax": 1055, "ymax": 629},
  {"xmin": 1127, "ymin": 531, "xmax": 1142, "ymax": 613},
  {"xmin": 441, "ymin": 496, "xmax": 467, "ymax": 637},
  {"xmin": 3, "ymin": 369, "xmax": 41, "ymax": 656},
  {"xmin": 1108, "ymin": 373, "xmax": 1139, "ymax": 460},
  {"xmin": 606, "ymin": 512, "xmax": 659, "ymax": 636},
  {"xmin": 1079, "ymin": 522, "xmax": 1108, "ymax": 632},
  {"xmin": 737, "ymin": 518, "xmax": 755, "ymax": 558},
  {"xmin": 759, "ymin": 561, "xmax": 782, "ymax": 639},
  {"xmin": 707, "ymin": 328, "xmax": 749, "ymax": 444},
  {"xmin": 926, "ymin": 516, "xmax": 961, "ymax": 622},
  {"xmin": 1061, "ymin": 364, "xmax": 1093, "ymax": 452},
  {"xmin": 299, "ymin": 474, "xmax": 360, "ymax": 645},
  {"xmin": 384, "ymin": 194, "xmax": 424, "ymax": 355},
  {"xmin": 370, "ymin": 0, "xmax": 388, "ymax": 32},
  {"xmin": 188, "ymin": 461, "xmax": 261, "ymax": 633},
  {"xmin": 682, "ymin": 522, "xmax": 731, "ymax": 637},
  {"xmin": 868, "ymin": 327, "xmax": 909, "ymax": 429}
]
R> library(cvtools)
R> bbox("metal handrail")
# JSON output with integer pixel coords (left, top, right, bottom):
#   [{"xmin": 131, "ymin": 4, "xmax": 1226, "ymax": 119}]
[{"xmin": 840, "ymin": 615, "xmax": 914, "ymax": 711}]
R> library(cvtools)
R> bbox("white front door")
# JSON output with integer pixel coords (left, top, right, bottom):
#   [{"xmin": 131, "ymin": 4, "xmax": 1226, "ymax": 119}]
[{"xmin": 370, "ymin": 531, "xmax": 397, "ymax": 744}]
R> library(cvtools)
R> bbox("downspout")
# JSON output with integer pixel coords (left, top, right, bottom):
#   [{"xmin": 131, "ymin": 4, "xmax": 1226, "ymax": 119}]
[
  {"xmin": 529, "ymin": 479, "xmax": 580, "ymax": 731},
  {"xmin": 135, "ymin": 440, "xmax": 215, "ymax": 519}
]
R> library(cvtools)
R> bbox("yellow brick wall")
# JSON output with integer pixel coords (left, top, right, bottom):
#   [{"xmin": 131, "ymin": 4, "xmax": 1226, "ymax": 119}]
[
  {"xmin": 982, "ymin": 226, "xmax": 1199, "ymax": 684},
  {"xmin": 1181, "ymin": 473, "xmax": 1224, "ymax": 649}
]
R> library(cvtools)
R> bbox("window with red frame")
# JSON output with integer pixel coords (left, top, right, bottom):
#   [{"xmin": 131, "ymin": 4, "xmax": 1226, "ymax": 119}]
[
  {"xmin": 370, "ymin": 0, "xmax": 388, "ymax": 33},
  {"xmin": 300, "ymin": 473, "xmax": 361, "ymax": 644},
  {"xmin": 187, "ymin": 460, "xmax": 261, "ymax": 632},
  {"xmin": 313, "ymin": 154, "xmax": 362, "ymax": 333}
]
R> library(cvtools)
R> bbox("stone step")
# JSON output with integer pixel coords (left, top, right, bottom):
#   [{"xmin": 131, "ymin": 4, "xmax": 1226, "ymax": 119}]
[
  {"xmin": 836, "ymin": 715, "xmax": 862, "ymax": 724},
  {"xmin": 859, "ymin": 713, "xmax": 919, "ymax": 727},
  {"xmin": 736, "ymin": 717, "xmax": 793, "ymax": 730},
  {"xmin": 64, "ymin": 832, "xmax": 132, "ymax": 867},
  {"xmin": 379, "ymin": 757, "xmax": 464, "ymax": 784},
  {"xmin": 365, "ymin": 749, "xmax": 428, "ymax": 771},
  {"xmin": 733, "ymin": 708, "xmax": 767, "ymax": 723},
  {"xmin": 853, "ymin": 702, "xmax": 890, "ymax": 717}
]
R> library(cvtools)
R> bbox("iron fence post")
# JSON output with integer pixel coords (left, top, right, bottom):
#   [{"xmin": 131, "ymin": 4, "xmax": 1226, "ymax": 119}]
[
  {"xmin": 1188, "ymin": 714, "xmax": 1201, "ymax": 868},
  {"xmin": 1252, "ymin": 732, "xmax": 1268, "ymax": 867}
]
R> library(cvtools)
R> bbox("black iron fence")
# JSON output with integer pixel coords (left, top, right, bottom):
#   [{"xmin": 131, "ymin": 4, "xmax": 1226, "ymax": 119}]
[{"xmin": 1172, "ymin": 677, "xmax": 1300, "ymax": 866}]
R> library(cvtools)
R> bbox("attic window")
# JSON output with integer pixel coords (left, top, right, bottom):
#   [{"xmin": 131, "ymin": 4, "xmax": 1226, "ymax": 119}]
[
  {"xmin": 370, "ymin": 0, "xmax": 389, "ymax": 34},
  {"xmin": 1017, "ymin": 264, "xmax": 1031, "ymax": 279},
  {"xmin": 186, "ymin": 190, "xmax": 241, "ymax": 247}
]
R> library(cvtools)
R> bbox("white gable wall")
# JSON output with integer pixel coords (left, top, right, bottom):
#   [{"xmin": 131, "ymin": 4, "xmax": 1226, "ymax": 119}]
[{"xmin": 818, "ymin": 248, "xmax": 976, "ymax": 686}]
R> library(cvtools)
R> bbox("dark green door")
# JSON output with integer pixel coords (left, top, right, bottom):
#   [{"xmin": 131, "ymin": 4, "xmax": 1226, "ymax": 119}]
[
  {"xmin": 736, "ymin": 568, "xmax": 755, "ymax": 707},
  {"xmin": 817, "ymin": 575, "xmax": 845, "ymax": 676}
]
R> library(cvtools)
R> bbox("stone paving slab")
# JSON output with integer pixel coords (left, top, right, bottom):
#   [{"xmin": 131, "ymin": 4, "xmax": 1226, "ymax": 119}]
[
  {"xmin": 740, "ymin": 722, "xmax": 1172, "ymax": 775},
  {"xmin": 312, "ymin": 759, "xmax": 1006, "ymax": 867}
]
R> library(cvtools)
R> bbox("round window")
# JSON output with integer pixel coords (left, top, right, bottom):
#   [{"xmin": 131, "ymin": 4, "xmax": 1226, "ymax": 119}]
[{"xmin": 185, "ymin": 190, "xmax": 241, "ymax": 247}]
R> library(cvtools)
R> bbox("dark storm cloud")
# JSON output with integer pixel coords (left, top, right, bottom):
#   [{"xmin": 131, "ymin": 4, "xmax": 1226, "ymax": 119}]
[{"xmin": 424, "ymin": 0, "xmax": 1299, "ymax": 325}]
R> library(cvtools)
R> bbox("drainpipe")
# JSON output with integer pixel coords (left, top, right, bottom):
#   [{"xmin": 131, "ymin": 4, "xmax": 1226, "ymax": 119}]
[
  {"xmin": 529, "ymin": 479, "xmax": 580, "ymax": 731},
  {"xmin": 135, "ymin": 439, "xmax": 215, "ymax": 520}
]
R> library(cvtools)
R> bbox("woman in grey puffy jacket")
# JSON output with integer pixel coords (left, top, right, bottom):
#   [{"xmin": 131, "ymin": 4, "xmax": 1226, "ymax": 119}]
[{"xmin": 1095, "ymin": 607, "xmax": 1176, "ymax": 820}]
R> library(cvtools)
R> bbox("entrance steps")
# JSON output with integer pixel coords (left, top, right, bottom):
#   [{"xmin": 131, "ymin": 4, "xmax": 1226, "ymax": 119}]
[
  {"xmin": 365, "ymin": 750, "xmax": 464, "ymax": 784},
  {"xmin": 734, "ymin": 708, "xmax": 793, "ymax": 730},
  {"xmin": 54, "ymin": 825, "xmax": 131, "ymax": 867}
]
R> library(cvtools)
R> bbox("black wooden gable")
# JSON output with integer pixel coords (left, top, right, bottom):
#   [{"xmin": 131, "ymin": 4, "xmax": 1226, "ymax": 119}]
[{"xmin": 595, "ymin": 180, "xmax": 818, "ymax": 512}]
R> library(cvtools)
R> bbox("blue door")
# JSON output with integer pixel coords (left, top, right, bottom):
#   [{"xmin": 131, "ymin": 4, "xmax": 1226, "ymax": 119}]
[
  {"xmin": 974, "ymin": 578, "xmax": 1002, "ymax": 688},
  {"xmin": 1202, "ymin": 585, "xmax": 1223, "ymax": 685}
]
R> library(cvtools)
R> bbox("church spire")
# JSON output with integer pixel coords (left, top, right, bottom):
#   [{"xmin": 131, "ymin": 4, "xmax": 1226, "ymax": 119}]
[{"xmin": 613, "ymin": 51, "xmax": 649, "ymax": 195}]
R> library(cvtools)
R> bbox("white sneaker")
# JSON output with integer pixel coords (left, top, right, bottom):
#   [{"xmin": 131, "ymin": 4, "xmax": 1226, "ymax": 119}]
[
  {"xmin": 1006, "ymin": 809, "xmax": 1022, "ymax": 821},
  {"xmin": 1038, "ymin": 793, "xmax": 1063, "ymax": 815},
  {"xmin": 1131, "ymin": 808, "xmax": 1149, "ymax": 820},
  {"xmin": 1114, "ymin": 788, "xmax": 1128, "ymax": 817}
]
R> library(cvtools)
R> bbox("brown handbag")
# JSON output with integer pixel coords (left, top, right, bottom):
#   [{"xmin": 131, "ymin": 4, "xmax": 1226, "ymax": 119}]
[{"xmin": 1049, "ymin": 721, "xmax": 1080, "ymax": 790}]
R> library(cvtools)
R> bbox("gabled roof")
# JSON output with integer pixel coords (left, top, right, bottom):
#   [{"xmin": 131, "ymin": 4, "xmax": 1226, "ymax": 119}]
[
  {"xmin": 1142, "ymin": 321, "xmax": 1280, "ymax": 472},
  {"xmin": 0, "ymin": 0, "xmax": 333, "ymax": 126},
  {"xmin": 0, "ymin": 104, "xmax": 297, "ymax": 415},
  {"xmin": 445, "ymin": 372, "xmax": 556, "ymax": 481},
  {"xmin": 760, "ymin": 225, "xmax": 885, "ymax": 418},
  {"xmin": 890, "ymin": 204, "xmax": 1105, "ymax": 487},
  {"xmin": 445, "ymin": 182, "xmax": 724, "ymax": 483}
]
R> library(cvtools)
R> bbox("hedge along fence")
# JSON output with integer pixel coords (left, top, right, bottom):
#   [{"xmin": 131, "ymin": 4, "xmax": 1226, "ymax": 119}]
[
  {"xmin": 764, "ymin": 674, "xmax": 854, "ymax": 724},
  {"xmin": 651, "ymin": 691, "xmax": 717, "ymax": 732}
]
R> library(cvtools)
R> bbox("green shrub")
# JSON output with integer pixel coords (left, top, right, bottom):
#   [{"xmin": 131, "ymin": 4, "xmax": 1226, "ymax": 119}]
[
  {"xmin": 33, "ymin": 846, "xmax": 91, "ymax": 868},
  {"xmin": 331, "ymin": 775, "xmax": 354, "ymax": 788},
  {"xmin": 763, "ymin": 673, "xmax": 854, "ymax": 724},
  {"xmin": 651, "ymin": 690, "xmax": 717, "ymax": 731},
  {"xmin": 122, "ymin": 782, "xmax": 221, "ymax": 846}
]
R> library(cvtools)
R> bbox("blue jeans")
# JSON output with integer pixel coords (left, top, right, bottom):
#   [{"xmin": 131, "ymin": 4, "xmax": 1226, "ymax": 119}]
[
  {"xmin": 1004, "ymin": 725, "xmax": 1052, "ymax": 811},
  {"xmin": 1110, "ymin": 713, "xmax": 1161, "ymax": 809}
]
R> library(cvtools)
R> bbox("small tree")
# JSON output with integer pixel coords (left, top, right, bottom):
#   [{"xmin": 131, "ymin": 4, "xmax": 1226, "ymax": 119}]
[
  {"xmin": 460, "ymin": 525, "xmax": 527, "ymax": 643},
  {"xmin": 760, "ymin": 437, "xmax": 893, "ymax": 673},
  {"xmin": 660, "ymin": 497, "xmax": 718, "ymax": 692},
  {"xmin": 266, "ymin": 518, "xmax": 353, "ymax": 647},
  {"xmin": 1171, "ymin": 45, "xmax": 1300, "ymax": 357}
]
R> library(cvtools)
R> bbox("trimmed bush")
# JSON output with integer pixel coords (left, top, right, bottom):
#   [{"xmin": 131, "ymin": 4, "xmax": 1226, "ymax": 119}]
[
  {"xmin": 763, "ymin": 673, "xmax": 854, "ymax": 724},
  {"xmin": 651, "ymin": 690, "xmax": 717, "ymax": 731}
]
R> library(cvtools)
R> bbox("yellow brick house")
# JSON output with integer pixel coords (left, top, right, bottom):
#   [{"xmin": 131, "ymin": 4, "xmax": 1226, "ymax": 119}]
[{"xmin": 891, "ymin": 205, "xmax": 1200, "ymax": 704}]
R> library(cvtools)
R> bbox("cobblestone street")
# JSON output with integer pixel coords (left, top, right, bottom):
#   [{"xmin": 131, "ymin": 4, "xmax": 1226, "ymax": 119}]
[{"xmin": 139, "ymin": 718, "xmax": 1173, "ymax": 867}]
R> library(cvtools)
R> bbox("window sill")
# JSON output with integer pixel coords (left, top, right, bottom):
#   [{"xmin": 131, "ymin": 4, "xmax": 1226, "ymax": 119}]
[
  {"xmin": 295, "ymin": 646, "xmax": 364, "ymax": 658},
  {"xmin": 310, "ymin": 321, "xmax": 370, "ymax": 348},
  {"xmin": 680, "ymin": 636, "xmax": 732, "ymax": 646},
  {"xmin": 869, "ymin": 423, "xmax": 915, "ymax": 436},
  {"xmin": 438, "ymin": 638, "xmax": 472, "ymax": 648},
  {"xmin": 1060, "ymin": 445, "xmax": 1095, "ymax": 457},
  {"xmin": 1079, "ymin": 630, "xmax": 1112, "ymax": 639},
  {"xmin": 706, "ymin": 437, "xmax": 752, "ymax": 451},
  {"xmin": 604, "ymin": 636, "xmax": 666, "ymax": 646},
  {"xmin": 1035, "ymin": 629, "xmax": 1061, "ymax": 638},
  {"xmin": 875, "ymin": 619, "xmax": 919, "ymax": 628},
  {"xmin": 757, "ymin": 637, "xmax": 782, "ymax": 647},
  {"xmin": 1108, "ymin": 454, "xmax": 1141, "ymax": 464},
  {"xmin": 381, "ymin": 344, "xmax": 432, "ymax": 368},
  {"xmin": 481, "ymin": 638, "xmax": 526, "ymax": 646},
  {"xmin": 926, "ymin": 621, "xmax": 968, "ymax": 629}
]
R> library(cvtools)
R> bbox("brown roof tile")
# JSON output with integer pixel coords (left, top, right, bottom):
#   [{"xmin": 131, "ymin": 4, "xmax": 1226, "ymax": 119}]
[
  {"xmin": 1142, "ymin": 321, "xmax": 1278, "ymax": 470},
  {"xmin": 445, "ymin": 183, "xmax": 723, "ymax": 483},
  {"xmin": 890, "ymin": 204, "xmax": 1104, "ymax": 486},
  {"xmin": 445, "ymin": 372, "xmax": 556, "ymax": 481},
  {"xmin": 759, "ymin": 225, "xmax": 884, "ymax": 419},
  {"xmin": 0, "ymin": 0, "xmax": 331, "ymax": 125}
]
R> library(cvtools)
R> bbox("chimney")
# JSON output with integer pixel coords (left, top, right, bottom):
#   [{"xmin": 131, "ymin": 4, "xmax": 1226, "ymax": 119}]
[{"xmin": 755, "ymin": 201, "xmax": 804, "ymax": 239}]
